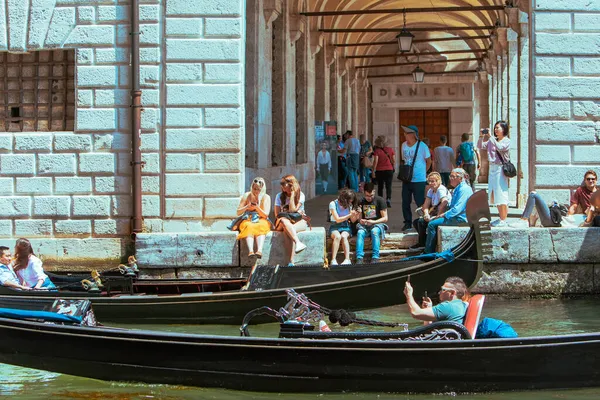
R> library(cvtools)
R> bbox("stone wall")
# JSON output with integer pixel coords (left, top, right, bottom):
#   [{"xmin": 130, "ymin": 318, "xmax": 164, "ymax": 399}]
[
  {"xmin": 532, "ymin": 1, "xmax": 600, "ymax": 203},
  {"xmin": 0, "ymin": 1, "xmax": 245, "ymax": 263}
]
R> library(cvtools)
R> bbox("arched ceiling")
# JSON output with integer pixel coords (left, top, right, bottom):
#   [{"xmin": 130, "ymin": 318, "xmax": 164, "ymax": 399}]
[{"xmin": 300, "ymin": 0, "xmax": 509, "ymax": 76}]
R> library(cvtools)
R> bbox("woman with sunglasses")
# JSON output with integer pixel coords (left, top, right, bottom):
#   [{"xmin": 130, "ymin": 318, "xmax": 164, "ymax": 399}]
[
  {"xmin": 411, "ymin": 172, "xmax": 451, "ymax": 249},
  {"xmin": 274, "ymin": 175, "xmax": 308, "ymax": 266},
  {"xmin": 509, "ymin": 170, "xmax": 598, "ymax": 228},
  {"xmin": 478, "ymin": 120, "xmax": 511, "ymax": 227},
  {"xmin": 236, "ymin": 177, "xmax": 272, "ymax": 259}
]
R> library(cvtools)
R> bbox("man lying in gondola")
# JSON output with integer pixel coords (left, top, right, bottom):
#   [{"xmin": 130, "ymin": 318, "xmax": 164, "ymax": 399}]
[
  {"xmin": 422, "ymin": 168, "xmax": 473, "ymax": 254},
  {"xmin": 403, "ymin": 277, "xmax": 468, "ymax": 323},
  {"xmin": 0, "ymin": 246, "xmax": 31, "ymax": 291}
]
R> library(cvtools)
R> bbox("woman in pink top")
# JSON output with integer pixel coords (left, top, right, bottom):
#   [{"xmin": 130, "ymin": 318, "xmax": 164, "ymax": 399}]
[
  {"xmin": 478, "ymin": 120, "xmax": 511, "ymax": 227},
  {"xmin": 371, "ymin": 135, "xmax": 395, "ymax": 208}
]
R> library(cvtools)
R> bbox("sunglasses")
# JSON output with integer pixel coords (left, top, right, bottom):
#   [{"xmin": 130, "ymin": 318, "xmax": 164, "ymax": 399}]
[
  {"xmin": 439, "ymin": 287, "xmax": 455, "ymax": 293},
  {"xmin": 586, "ymin": 177, "xmax": 597, "ymax": 182},
  {"xmin": 253, "ymin": 179, "xmax": 264, "ymax": 185}
]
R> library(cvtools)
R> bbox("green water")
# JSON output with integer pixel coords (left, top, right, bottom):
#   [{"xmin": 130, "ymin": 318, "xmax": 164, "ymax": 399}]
[{"xmin": 2, "ymin": 297, "xmax": 600, "ymax": 399}]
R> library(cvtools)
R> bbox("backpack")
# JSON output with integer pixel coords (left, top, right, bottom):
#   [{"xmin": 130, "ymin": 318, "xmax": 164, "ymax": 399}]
[
  {"xmin": 458, "ymin": 142, "xmax": 475, "ymax": 163},
  {"xmin": 549, "ymin": 202, "xmax": 568, "ymax": 225}
]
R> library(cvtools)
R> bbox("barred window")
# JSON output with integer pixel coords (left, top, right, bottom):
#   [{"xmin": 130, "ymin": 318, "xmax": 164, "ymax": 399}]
[{"xmin": 0, "ymin": 50, "xmax": 75, "ymax": 132}]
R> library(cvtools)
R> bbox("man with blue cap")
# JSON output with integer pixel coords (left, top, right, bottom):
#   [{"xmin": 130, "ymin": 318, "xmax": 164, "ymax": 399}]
[{"xmin": 400, "ymin": 125, "xmax": 431, "ymax": 232}]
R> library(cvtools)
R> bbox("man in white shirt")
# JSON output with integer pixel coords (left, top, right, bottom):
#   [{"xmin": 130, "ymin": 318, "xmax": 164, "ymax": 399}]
[
  {"xmin": 401, "ymin": 125, "xmax": 431, "ymax": 232},
  {"xmin": 0, "ymin": 246, "xmax": 30, "ymax": 290}
]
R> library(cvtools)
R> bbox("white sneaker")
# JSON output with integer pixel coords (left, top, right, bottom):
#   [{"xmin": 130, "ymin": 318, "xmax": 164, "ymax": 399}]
[
  {"xmin": 330, "ymin": 259, "xmax": 338, "ymax": 266},
  {"xmin": 508, "ymin": 219, "xmax": 529, "ymax": 228},
  {"xmin": 490, "ymin": 219, "xmax": 508, "ymax": 227},
  {"xmin": 341, "ymin": 259, "xmax": 352, "ymax": 265},
  {"xmin": 295, "ymin": 241, "xmax": 307, "ymax": 254}
]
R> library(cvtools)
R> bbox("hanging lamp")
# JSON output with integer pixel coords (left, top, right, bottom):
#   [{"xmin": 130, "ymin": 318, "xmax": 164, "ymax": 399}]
[{"xmin": 396, "ymin": 8, "xmax": 414, "ymax": 52}]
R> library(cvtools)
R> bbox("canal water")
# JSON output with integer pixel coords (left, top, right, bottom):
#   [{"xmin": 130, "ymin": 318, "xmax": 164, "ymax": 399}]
[{"xmin": 2, "ymin": 297, "xmax": 600, "ymax": 399}]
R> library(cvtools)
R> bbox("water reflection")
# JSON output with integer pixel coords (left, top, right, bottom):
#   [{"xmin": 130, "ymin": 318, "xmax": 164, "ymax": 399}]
[{"xmin": 2, "ymin": 297, "xmax": 600, "ymax": 399}]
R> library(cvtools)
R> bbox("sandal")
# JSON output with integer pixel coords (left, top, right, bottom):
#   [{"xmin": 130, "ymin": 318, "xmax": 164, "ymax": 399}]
[
  {"xmin": 248, "ymin": 252, "xmax": 255, "ymax": 258},
  {"xmin": 255, "ymin": 251, "xmax": 262, "ymax": 259}
]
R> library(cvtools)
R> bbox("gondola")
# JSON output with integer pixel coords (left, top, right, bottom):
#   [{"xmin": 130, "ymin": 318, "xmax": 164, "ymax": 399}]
[
  {"xmin": 0, "ymin": 191, "xmax": 491, "ymax": 324},
  {"xmin": 0, "ymin": 288, "xmax": 598, "ymax": 393}
]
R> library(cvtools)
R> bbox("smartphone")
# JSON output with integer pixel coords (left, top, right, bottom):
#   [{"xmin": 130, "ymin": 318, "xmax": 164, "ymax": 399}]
[{"xmin": 423, "ymin": 290, "xmax": 428, "ymax": 299}]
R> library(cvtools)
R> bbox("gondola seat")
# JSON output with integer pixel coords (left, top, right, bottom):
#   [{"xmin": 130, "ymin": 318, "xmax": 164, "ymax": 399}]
[{"xmin": 463, "ymin": 294, "xmax": 485, "ymax": 338}]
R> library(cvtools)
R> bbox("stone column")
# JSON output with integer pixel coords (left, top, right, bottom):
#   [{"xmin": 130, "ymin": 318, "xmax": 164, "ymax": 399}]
[
  {"xmin": 293, "ymin": 20, "xmax": 307, "ymax": 165},
  {"xmin": 270, "ymin": 2, "xmax": 286, "ymax": 167},
  {"xmin": 354, "ymin": 76, "xmax": 368, "ymax": 138},
  {"xmin": 314, "ymin": 37, "xmax": 326, "ymax": 122},
  {"xmin": 286, "ymin": 13, "xmax": 304, "ymax": 166},
  {"xmin": 325, "ymin": 46, "xmax": 336, "ymax": 122},
  {"xmin": 503, "ymin": 27, "xmax": 520, "ymax": 205},
  {"xmin": 477, "ymin": 70, "xmax": 490, "ymax": 183},
  {"xmin": 338, "ymin": 58, "xmax": 346, "ymax": 132},
  {"xmin": 517, "ymin": 11, "xmax": 530, "ymax": 205},
  {"xmin": 247, "ymin": 0, "xmax": 282, "ymax": 170},
  {"xmin": 498, "ymin": 28, "xmax": 509, "ymax": 121}
]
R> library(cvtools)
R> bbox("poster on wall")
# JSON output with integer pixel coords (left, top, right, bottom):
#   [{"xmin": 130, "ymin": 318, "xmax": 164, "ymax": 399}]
[{"xmin": 314, "ymin": 121, "xmax": 338, "ymax": 196}]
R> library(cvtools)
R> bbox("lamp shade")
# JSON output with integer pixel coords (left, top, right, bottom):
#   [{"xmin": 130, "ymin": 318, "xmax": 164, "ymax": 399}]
[
  {"xmin": 396, "ymin": 29, "xmax": 414, "ymax": 52},
  {"xmin": 412, "ymin": 66, "xmax": 425, "ymax": 83}
]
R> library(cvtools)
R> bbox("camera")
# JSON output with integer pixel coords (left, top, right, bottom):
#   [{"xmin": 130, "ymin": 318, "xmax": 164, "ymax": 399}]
[{"xmin": 481, "ymin": 128, "xmax": 490, "ymax": 135}]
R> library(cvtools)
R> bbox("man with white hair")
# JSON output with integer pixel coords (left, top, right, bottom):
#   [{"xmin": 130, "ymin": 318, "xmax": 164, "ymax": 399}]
[{"xmin": 423, "ymin": 168, "xmax": 473, "ymax": 254}]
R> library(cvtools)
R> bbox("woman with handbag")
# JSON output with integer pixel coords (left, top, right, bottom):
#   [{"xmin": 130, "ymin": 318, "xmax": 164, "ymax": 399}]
[
  {"xmin": 478, "ymin": 120, "xmax": 511, "ymax": 227},
  {"xmin": 274, "ymin": 175, "xmax": 309, "ymax": 266},
  {"xmin": 371, "ymin": 135, "xmax": 395, "ymax": 208},
  {"xmin": 235, "ymin": 177, "xmax": 272, "ymax": 259},
  {"xmin": 328, "ymin": 188, "xmax": 359, "ymax": 265},
  {"xmin": 410, "ymin": 172, "xmax": 451, "ymax": 250}
]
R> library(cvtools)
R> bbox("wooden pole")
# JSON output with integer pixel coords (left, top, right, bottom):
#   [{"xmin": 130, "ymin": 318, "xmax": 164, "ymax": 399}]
[
  {"xmin": 320, "ymin": 26, "xmax": 495, "ymax": 33},
  {"xmin": 334, "ymin": 35, "xmax": 491, "ymax": 47},
  {"xmin": 355, "ymin": 57, "xmax": 482, "ymax": 69},
  {"xmin": 346, "ymin": 49, "xmax": 487, "ymax": 59},
  {"xmin": 301, "ymin": 6, "xmax": 504, "ymax": 17},
  {"xmin": 368, "ymin": 69, "xmax": 479, "ymax": 78}
]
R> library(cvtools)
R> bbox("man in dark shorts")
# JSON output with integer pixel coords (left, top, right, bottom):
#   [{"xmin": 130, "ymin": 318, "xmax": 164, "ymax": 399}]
[{"xmin": 354, "ymin": 182, "xmax": 388, "ymax": 264}]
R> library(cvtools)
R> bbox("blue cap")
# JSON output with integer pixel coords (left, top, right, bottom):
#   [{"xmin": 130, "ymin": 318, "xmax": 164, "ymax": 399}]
[{"xmin": 401, "ymin": 125, "xmax": 420, "ymax": 139}]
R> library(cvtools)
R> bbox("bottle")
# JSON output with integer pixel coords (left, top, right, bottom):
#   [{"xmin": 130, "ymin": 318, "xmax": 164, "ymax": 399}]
[{"xmin": 319, "ymin": 320, "xmax": 331, "ymax": 332}]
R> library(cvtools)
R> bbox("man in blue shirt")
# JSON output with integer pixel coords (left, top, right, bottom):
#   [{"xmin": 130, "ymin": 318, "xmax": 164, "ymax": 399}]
[
  {"xmin": 403, "ymin": 276, "xmax": 468, "ymax": 323},
  {"xmin": 423, "ymin": 168, "xmax": 473, "ymax": 254},
  {"xmin": 0, "ymin": 246, "xmax": 30, "ymax": 291}
]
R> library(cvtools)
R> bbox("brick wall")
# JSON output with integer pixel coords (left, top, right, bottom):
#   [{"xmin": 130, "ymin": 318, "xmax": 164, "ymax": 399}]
[
  {"xmin": 0, "ymin": 1, "xmax": 244, "ymax": 234},
  {"xmin": 533, "ymin": 1, "xmax": 600, "ymax": 202},
  {"xmin": 0, "ymin": 1, "xmax": 245, "ymax": 262}
]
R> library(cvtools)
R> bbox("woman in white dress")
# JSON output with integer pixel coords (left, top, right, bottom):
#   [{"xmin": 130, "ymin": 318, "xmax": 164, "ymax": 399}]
[{"xmin": 478, "ymin": 120, "xmax": 511, "ymax": 227}]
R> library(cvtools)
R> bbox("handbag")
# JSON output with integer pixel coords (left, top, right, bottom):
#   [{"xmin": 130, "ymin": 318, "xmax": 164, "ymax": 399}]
[
  {"xmin": 397, "ymin": 141, "xmax": 421, "ymax": 182},
  {"xmin": 495, "ymin": 150, "xmax": 517, "ymax": 178},
  {"xmin": 361, "ymin": 155, "xmax": 374, "ymax": 169},
  {"xmin": 276, "ymin": 212, "xmax": 303, "ymax": 223}
]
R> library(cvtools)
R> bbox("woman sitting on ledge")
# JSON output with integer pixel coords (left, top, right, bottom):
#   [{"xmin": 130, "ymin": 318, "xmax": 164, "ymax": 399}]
[
  {"xmin": 13, "ymin": 238, "xmax": 56, "ymax": 290},
  {"xmin": 510, "ymin": 170, "xmax": 597, "ymax": 228},
  {"xmin": 328, "ymin": 188, "xmax": 359, "ymax": 266},
  {"xmin": 236, "ymin": 177, "xmax": 272, "ymax": 259},
  {"xmin": 274, "ymin": 175, "xmax": 309, "ymax": 267}
]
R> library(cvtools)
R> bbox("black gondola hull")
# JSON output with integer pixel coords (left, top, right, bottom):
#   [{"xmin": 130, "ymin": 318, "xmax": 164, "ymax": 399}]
[
  {"xmin": 0, "ymin": 317, "xmax": 598, "ymax": 393},
  {"xmin": 0, "ymin": 191, "xmax": 489, "ymax": 324}
]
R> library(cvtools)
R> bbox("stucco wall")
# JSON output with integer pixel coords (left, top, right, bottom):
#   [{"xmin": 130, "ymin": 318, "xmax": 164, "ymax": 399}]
[
  {"xmin": 532, "ymin": 1, "xmax": 600, "ymax": 203},
  {"xmin": 0, "ymin": 1, "xmax": 245, "ymax": 263}
]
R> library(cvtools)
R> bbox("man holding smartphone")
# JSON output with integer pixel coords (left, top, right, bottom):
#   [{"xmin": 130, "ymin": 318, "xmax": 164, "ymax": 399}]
[{"xmin": 403, "ymin": 276, "xmax": 468, "ymax": 323}]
